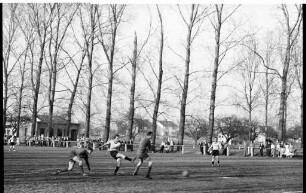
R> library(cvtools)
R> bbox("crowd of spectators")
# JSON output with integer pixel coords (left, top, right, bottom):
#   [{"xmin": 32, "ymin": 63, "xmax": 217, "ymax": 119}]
[{"xmin": 258, "ymin": 139, "xmax": 294, "ymax": 158}]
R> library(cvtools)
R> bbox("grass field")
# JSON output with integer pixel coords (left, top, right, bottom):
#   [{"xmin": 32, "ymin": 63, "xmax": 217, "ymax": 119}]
[{"xmin": 4, "ymin": 146, "xmax": 303, "ymax": 193}]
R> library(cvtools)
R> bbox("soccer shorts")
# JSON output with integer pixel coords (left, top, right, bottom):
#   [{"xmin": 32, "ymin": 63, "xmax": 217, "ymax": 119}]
[{"xmin": 212, "ymin": 150, "xmax": 219, "ymax": 156}]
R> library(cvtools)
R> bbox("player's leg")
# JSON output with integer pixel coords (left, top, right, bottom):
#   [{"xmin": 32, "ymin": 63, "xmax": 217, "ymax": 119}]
[
  {"xmin": 216, "ymin": 155, "xmax": 220, "ymax": 166},
  {"xmin": 73, "ymin": 156, "xmax": 87, "ymax": 175},
  {"xmin": 133, "ymin": 158, "xmax": 143, "ymax": 175},
  {"xmin": 114, "ymin": 158, "xmax": 122, "ymax": 175},
  {"xmin": 146, "ymin": 156, "xmax": 153, "ymax": 179},
  {"xmin": 211, "ymin": 154, "xmax": 215, "ymax": 166},
  {"xmin": 56, "ymin": 160, "xmax": 75, "ymax": 174},
  {"xmin": 117, "ymin": 152, "xmax": 134, "ymax": 162}
]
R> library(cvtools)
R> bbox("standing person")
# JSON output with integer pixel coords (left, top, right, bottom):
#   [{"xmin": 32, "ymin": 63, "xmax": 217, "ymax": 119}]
[
  {"xmin": 9, "ymin": 135, "xmax": 16, "ymax": 151},
  {"xmin": 56, "ymin": 146, "xmax": 93, "ymax": 176},
  {"xmin": 208, "ymin": 137, "xmax": 222, "ymax": 167},
  {"xmin": 259, "ymin": 142, "xmax": 264, "ymax": 157},
  {"xmin": 271, "ymin": 142, "xmax": 275, "ymax": 157},
  {"xmin": 170, "ymin": 139, "xmax": 174, "ymax": 153},
  {"xmin": 133, "ymin": 131, "xmax": 153, "ymax": 179},
  {"xmin": 101, "ymin": 134, "xmax": 135, "ymax": 176},
  {"xmin": 199, "ymin": 141, "xmax": 204, "ymax": 155},
  {"xmin": 159, "ymin": 140, "xmax": 165, "ymax": 153}
]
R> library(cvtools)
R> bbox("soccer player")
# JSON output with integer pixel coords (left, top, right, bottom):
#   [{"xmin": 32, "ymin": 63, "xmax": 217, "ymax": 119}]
[
  {"xmin": 9, "ymin": 135, "xmax": 16, "ymax": 151},
  {"xmin": 208, "ymin": 137, "xmax": 222, "ymax": 167},
  {"xmin": 133, "ymin": 131, "xmax": 153, "ymax": 179},
  {"xmin": 56, "ymin": 146, "xmax": 93, "ymax": 176},
  {"xmin": 102, "ymin": 134, "xmax": 135, "ymax": 176}
]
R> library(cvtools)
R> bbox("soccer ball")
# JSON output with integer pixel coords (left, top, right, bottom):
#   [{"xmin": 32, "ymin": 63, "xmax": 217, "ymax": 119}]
[{"xmin": 182, "ymin": 170, "xmax": 190, "ymax": 177}]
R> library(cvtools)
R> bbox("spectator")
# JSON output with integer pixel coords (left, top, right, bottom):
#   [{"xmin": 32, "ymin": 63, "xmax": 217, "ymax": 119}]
[
  {"xmin": 271, "ymin": 142, "xmax": 275, "ymax": 157},
  {"xmin": 170, "ymin": 139, "xmax": 174, "ymax": 153},
  {"xmin": 159, "ymin": 141, "xmax": 165, "ymax": 153},
  {"xmin": 284, "ymin": 142, "xmax": 294, "ymax": 158},
  {"xmin": 16, "ymin": 137, "xmax": 20, "ymax": 146},
  {"xmin": 276, "ymin": 141, "xmax": 280, "ymax": 157},
  {"xmin": 243, "ymin": 141, "xmax": 248, "ymax": 157},
  {"xmin": 279, "ymin": 141, "xmax": 285, "ymax": 158},
  {"xmin": 259, "ymin": 142, "xmax": 264, "ymax": 157},
  {"xmin": 199, "ymin": 141, "xmax": 204, "ymax": 155},
  {"xmin": 265, "ymin": 141, "xmax": 271, "ymax": 156},
  {"xmin": 223, "ymin": 142, "xmax": 228, "ymax": 156}
]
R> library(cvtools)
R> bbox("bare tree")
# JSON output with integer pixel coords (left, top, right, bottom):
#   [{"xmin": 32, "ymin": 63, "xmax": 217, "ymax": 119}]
[
  {"xmin": 177, "ymin": 4, "xmax": 208, "ymax": 149},
  {"xmin": 207, "ymin": 4, "xmax": 242, "ymax": 144},
  {"xmin": 185, "ymin": 116, "xmax": 209, "ymax": 146},
  {"xmin": 259, "ymin": 31, "xmax": 278, "ymax": 135},
  {"xmin": 79, "ymin": 4, "xmax": 98, "ymax": 138},
  {"xmin": 216, "ymin": 116, "xmax": 248, "ymax": 144},
  {"xmin": 27, "ymin": 4, "xmax": 53, "ymax": 136},
  {"xmin": 96, "ymin": 4, "xmax": 126, "ymax": 142},
  {"xmin": 151, "ymin": 5, "xmax": 164, "ymax": 150},
  {"xmin": 127, "ymin": 32, "xmax": 138, "ymax": 141},
  {"xmin": 293, "ymin": 38, "xmax": 303, "ymax": 147},
  {"xmin": 277, "ymin": 4, "xmax": 302, "ymax": 141},
  {"xmin": 235, "ymin": 37, "xmax": 262, "ymax": 156},
  {"xmin": 3, "ymin": 4, "xmax": 20, "ymax": 132},
  {"xmin": 46, "ymin": 3, "xmax": 78, "ymax": 137},
  {"xmin": 14, "ymin": 9, "xmax": 35, "ymax": 137}
]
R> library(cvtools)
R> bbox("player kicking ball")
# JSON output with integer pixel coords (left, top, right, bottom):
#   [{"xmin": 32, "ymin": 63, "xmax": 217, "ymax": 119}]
[
  {"xmin": 208, "ymin": 137, "xmax": 222, "ymax": 167},
  {"xmin": 101, "ymin": 134, "xmax": 135, "ymax": 176},
  {"xmin": 55, "ymin": 145, "xmax": 93, "ymax": 176},
  {"xmin": 133, "ymin": 131, "xmax": 153, "ymax": 179}
]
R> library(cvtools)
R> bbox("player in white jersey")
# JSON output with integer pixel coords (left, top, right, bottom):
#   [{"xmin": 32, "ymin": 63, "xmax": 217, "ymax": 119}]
[
  {"xmin": 208, "ymin": 137, "xmax": 222, "ymax": 167},
  {"xmin": 101, "ymin": 134, "xmax": 135, "ymax": 175}
]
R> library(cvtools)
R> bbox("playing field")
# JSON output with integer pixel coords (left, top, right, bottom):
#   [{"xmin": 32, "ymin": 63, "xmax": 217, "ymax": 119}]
[{"xmin": 4, "ymin": 146, "xmax": 303, "ymax": 193}]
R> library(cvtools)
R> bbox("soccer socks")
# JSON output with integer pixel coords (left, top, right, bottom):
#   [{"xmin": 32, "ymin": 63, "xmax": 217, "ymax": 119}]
[
  {"xmin": 146, "ymin": 166, "xmax": 152, "ymax": 178},
  {"xmin": 79, "ymin": 165, "xmax": 85, "ymax": 174},
  {"xmin": 133, "ymin": 165, "xmax": 141, "ymax": 175},
  {"xmin": 114, "ymin": 166, "xmax": 120, "ymax": 175},
  {"xmin": 212, "ymin": 161, "xmax": 214, "ymax": 166},
  {"xmin": 217, "ymin": 161, "xmax": 220, "ymax": 166}
]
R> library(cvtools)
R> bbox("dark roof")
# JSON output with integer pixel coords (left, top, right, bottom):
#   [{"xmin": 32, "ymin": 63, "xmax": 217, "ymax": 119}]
[
  {"xmin": 158, "ymin": 120, "xmax": 178, "ymax": 128},
  {"xmin": 37, "ymin": 115, "xmax": 79, "ymax": 125}
]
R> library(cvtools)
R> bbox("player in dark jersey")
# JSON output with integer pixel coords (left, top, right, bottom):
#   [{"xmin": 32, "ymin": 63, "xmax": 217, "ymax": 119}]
[
  {"xmin": 101, "ymin": 134, "xmax": 135, "ymax": 175},
  {"xmin": 133, "ymin": 131, "xmax": 153, "ymax": 179},
  {"xmin": 55, "ymin": 146, "xmax": 93, "ymax": 176}
]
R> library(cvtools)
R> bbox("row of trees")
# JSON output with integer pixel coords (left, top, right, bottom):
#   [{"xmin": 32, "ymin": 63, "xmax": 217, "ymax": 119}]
[{"xmin": 3, "ymin": 4, "xmax": 303, "ymax": 149}]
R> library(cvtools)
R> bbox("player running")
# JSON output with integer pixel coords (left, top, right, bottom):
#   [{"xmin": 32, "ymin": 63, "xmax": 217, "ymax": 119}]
[
  {"xmin": 101, "ymin": 134, "xmax": 135, "ymax": 176},
  {"xmin": 208, "ymin": 137, "xmax": 222, "ymax": 167},
  {"xmin": 133, "ymin": 131, "xmax": 153, "ymax": 179},
  {"xmin": 55, "ymin": 145, "xmax": 93, "ymax": 176}
]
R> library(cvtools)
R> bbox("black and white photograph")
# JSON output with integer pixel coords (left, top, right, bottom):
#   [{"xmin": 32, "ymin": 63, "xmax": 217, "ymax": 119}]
[{"xmin": 3, "ymin": 1, "xmax": 303, "ymax": 192}]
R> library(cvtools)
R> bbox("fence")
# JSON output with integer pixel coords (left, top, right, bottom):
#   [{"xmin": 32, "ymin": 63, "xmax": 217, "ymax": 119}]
[{"xmin": 23, "ymin": 140, "xmax": 293, "ymax": 156}]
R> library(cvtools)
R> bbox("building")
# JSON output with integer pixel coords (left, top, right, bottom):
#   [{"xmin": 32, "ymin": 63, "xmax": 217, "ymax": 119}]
[
  {"xmin": 156, "ymin": 120, "xmax": 178, "ymax": 139},
  {"xmin": 18, "ymin": 115, "xmax": 81, "ymax": 143}
]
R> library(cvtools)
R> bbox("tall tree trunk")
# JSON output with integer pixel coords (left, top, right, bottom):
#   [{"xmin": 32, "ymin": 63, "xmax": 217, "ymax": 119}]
[
  {"xmin": 301, "ymin": 88, "xmax": 303, "ymax": 148},
  {"xmin": 278, "ymin": 4, "xmax": 302, "ymax": 142},
  {"xmin": 128, "ymin": 32, "xmax": 137, "ymax": 140},
  {"xmin": 278, "ymin": 62, "xmax": 289, "ymax": 142},
  {"xmin": 65, "ymin": 53, "xmax": 85, "ymax": 138},
  {"xmin": 31, "ymin": 50, "xmax": 45, "ymax": 137},
  {"xmin": 152, "ymin": 6, "xmax": 164, "ymax": 151},
  {"xmin": 178, "ymin": 5, "xmax": 195, "ymax": 148},
  {"xmin": 16, "ymin": 50, "xmax": 28, "ymax": 137},
  {"xmin": 84, "ymin": 4, "xmax": 96, "ymax": 138},
  {"xmin": 208, "ymin": 5, "xmax": 222, "ymax": 144},
  {"xmin": 102, "ymin": 5, "xmax": 124, "ymax": 142}
]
